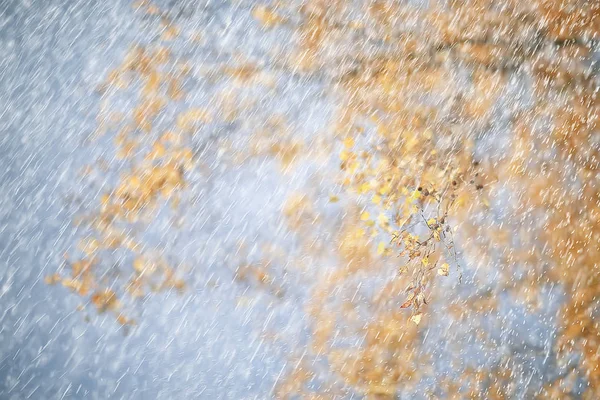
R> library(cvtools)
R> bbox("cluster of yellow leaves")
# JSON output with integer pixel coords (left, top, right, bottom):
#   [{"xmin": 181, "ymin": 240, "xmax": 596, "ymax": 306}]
[
  {"xmin": 176, "ymin": 108, "xmax": 212, "ymax": 132},
  {"xmin": 247, "ymin": 117, "xmax": 305, "ymax": 172},
  {"xmin": 252, "ymin": 5, "xmax": 287, "ymax": 29},
  {"xmin": 283, "ymin": 193, "xmax": 320, "ymax": 234},
  {"xmin": 274, "ymin": 0, "xmax": 600, "ymax": 398},
  {"xmin": 48, "ymin": 36, "xmax": 197, "ymax": 325}
]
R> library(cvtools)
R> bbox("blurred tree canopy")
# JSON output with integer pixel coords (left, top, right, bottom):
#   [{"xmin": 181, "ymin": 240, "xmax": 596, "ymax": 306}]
[{"xmin": 49, "ymin": 0, "xmax": 600, "ymax": 398}]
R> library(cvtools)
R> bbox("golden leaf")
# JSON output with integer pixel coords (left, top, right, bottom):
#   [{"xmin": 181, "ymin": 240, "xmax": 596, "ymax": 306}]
[
  {"xmin": 377, "ymin": 213, "xmax": 389, "ymax": 226},
  {"xmin": 438, "ymin": 263, "xmax": 450, "ymax": 276},
  {"xmin": 400, "ymin": 293, "xmax": 415, "ymax": 309},
  {"xmin": 410, "ymin": 313, "xmax": 422, "ymax": 325},
  {"xmin": 377, "ymin": 242, "xmax": 386, "ymax": 255}
]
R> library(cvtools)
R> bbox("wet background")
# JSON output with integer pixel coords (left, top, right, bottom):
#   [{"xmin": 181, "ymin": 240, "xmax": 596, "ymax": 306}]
[{"xmin": 0, "ymin": 0, "xmax": 594, "ymax": 398}]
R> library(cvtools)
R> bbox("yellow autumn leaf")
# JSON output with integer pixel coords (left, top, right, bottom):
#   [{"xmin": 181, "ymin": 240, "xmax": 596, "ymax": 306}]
[
  {"xmin": 379, "ymin": 184, "xmax": 391, "ymax": 195},
  {"xmin": 377, "ymin": 242, "xmax": 386, "ymax": 255},
  {"xmin": 410, "ymin": 313, "xmax": 422, "ymax": 325},
  {"xmin": 133, "ymin": 257, "xmax": 145, "ymax": 272},
  {"xmin": 438, "ymin": 263, "xmax": 449, "ymax": 276},
  {"xmin": 421, "ymin": 257, "xmax": 429, "ymax": 266},
  {"xmin": 405, "ymin": 135, "xmax": 418, "ymax": 151},
  {"xmin": 378, "ymin": 213, "xmax": 389, "ymax": 225},
  {"xmin": 360, "ymin": 211, "xmax": 370, "ymax": 221},
  {"xmin": 408, "ymin": 190, "xmax": 421, "ymax": 202},
  {"xmin": 359, "ymin": 182, "xmax": 371, "ymax": 194},
  {"xmin": 482, "ymin": 196, "xmax": 490, "ymax": 207},
  {"xmin": 344, "ymin": 137, "xmax": 355, "ymax": 148}
]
